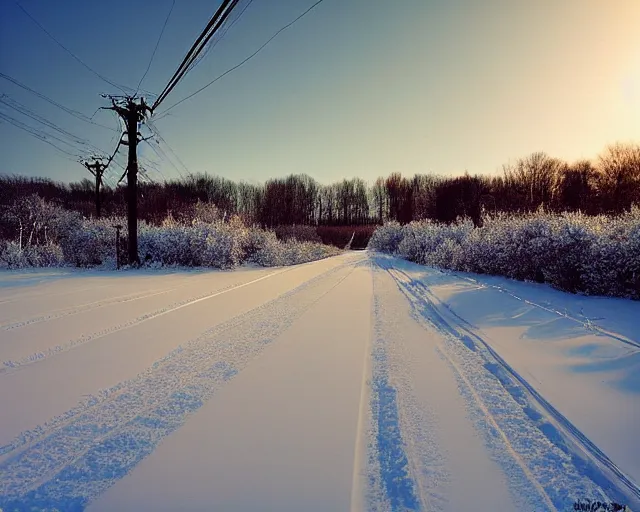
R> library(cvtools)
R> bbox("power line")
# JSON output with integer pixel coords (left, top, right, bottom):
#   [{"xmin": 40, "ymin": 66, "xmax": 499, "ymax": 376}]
[
  {"xmin": 0, "ymin": 72, "xmax": 119, "ymax": 132},
  {"xmin": 136, "ymin": 0, "xmax": 176, "ymax": 95},
  {"xmin": 0, "ymin": 95, "xmax": 96, "ymax": 149},
  {"xmin": 156, "ymin": 0, "xmax": 327, "ymax": 116},
  {"xmin": 0, "ymin": 95, "xmax": 114, "ymax": 158},
  {"xmin": 146, "ymin": 120, "xmax": 190, "ymax": 177},
  {"xmin": 184, "ymin": 0, "xmax": 254, "ymax": 77},
  {"xmin": 142, "ymin": 127, "xmax": 186, "ymax": 179},
  {"xmin": 0, "ymin": 111, "xmax": 83, "ymax": 161},
  {"xmin": 139, "ymin": 167, "xmax": 158, "ymax": 185},
  {"xmin": 101, "ymin": 174, "xmax": 116, "ymax": 189},
  {"xmin": 151, "ymin": 0, "xmax": 241, "ymax": 111},
  {"xmin": 13, "ymin": 0, "xmax": 132, "ymax": 95},
  {"xmin": 224, "ymin": 0, "xmax": 254, "ymax": 33},
  {"xmin": 143, "ymin": 138, "xmax": 184, "ymax": 179},
  {"xmin": 0, "ymin": 105, "xmax": 84, "ymax": 151},
  {"xmin": 111, "ymin": 152, "xmax": 128, "ymax": 174},
  {"xmin": 139, "ymin": 156, "xmax": 167, "ymax": 181},
  {"xmin": 152, "ymin": 0, "xmax": 238, "ymax": 109}
]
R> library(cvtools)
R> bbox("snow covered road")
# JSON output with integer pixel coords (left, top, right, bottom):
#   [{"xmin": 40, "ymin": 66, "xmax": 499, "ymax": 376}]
[{"xmin": 0, "ymin": 253, "xmax": 638, "ymax": 511}]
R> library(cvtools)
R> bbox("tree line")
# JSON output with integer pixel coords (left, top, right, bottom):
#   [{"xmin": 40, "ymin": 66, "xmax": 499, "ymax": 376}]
[{"xmin": 2, "ymin": 142, "xmax": 639, "ymax": 229}]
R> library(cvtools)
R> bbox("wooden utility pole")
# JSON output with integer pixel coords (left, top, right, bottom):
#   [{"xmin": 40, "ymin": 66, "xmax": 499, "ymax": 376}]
[
  {"xmin": 107, "ymin": 96, "xmax": 151, "ymax": 265},
  {"xmin": 82, "ymin": 158, "xmax": 108, "ymax": 218}
]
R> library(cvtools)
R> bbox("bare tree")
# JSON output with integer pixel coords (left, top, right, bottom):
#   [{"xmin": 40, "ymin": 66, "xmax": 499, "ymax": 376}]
[{"xmin": 595, "ymin": 142, "xmax": 640, "ymax": 212}]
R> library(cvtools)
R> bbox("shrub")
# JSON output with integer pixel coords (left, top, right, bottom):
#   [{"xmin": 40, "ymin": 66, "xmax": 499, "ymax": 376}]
[
  {"xmin": 367, "ymin": 222, "xmax": 405, "ymax": 254},
  {"xmin": 0, "ymin": 241, "xmax": 65, "ymax": 268},
  {"xmin": 369, "ymin": 209, "xmax": 640, "ymax": 299},
  {"xmin": 248, "ymin": 228, "xmax": 340, "ymax": 267},
  {"xmin": 62, "ymin": 217, "xmax": 121, "ymax": 267},
  {"xmin": 0, "ymin": 200, "xmax": 342, "ymax": 270}
]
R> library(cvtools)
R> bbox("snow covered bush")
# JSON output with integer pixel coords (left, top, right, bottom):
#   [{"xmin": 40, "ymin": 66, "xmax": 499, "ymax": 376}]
[
  {"xmin": 245, "ymin": 228, "xmax": 283, "ymax": 267},
  {"xmin": 0, "ymin": 197, "xmax": 83, "ymax": 268},
  {"xmin": 246, "ymin": 227, "xmax": 340, "ymax": 267},
  {"xmin": 0, "ymin": 241, "xmax": 25, "ymax": 268},
  {"xmin": 138, "ymin": 219, "xmax": 246, "ymax": 269},
  {"xmin": 0, "ymin": 199, "xmax": 342, "ymax": 270},
  {"xmin": 367, "ymin": 221, "xmax": 405, "ymax": 254},
  {"xmin": 0, "ymin": 241, "xmax": 65, "ymax": 269},
  {"xmin": 398, "ymin": 219, "xmax": 474, "ymax": 270},
  {"xmin": 279, "ymin": 240, "xmax": 341, "ymax": 265},
  {"xmin": 541, "ymin": 214, "xmax": 592, "ymax": 292},
  {"xmin": 61, "ymin": 216, "xmax": 123, "ymax": 267},
  {"xmin": 369, "ymin": 209, "xmax": 640, "ymax": 299},
  {"xmin": 243, "ymin": 227, "xmax": 279, "ymax": 261},
  {"xmin": 580, "ymin": 209, "xmax": 640, "ymax": 297},
  {"xmin": 28, "ymin": 242, "xmax": 65, "ymax": 267}
]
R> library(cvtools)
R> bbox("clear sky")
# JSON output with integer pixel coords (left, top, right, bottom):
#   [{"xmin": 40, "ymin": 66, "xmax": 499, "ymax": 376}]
[{"xmin": 1, "ymin": 0, "xmax": 640, "ymax": 185}]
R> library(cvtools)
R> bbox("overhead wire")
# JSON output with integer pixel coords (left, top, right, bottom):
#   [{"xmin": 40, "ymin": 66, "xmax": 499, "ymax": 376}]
[
  {"xmin": 106, "ymin": 114, "xmax": 125, "ymax": 149},
  {"xmin": 155, "ymin": 0, "xmax": 327, "ymax": 117},
  {"xmin": 13, "ymin": 0, "xmax": 133, "ymax": 95},
  {"xmin": 142, "ymin": 137, "xmax": 176, "ymax": 176},
  {"xmin": 6, "ymin": 0, "xmax": 328, "ymax": 188},
  {"xmin": 0, "ymin": 90, "xmax": 125, "ymax": 175},
  {"xmin": 0, "ymin": 95, "xmax": 100, "ymax": 151},
  {"xmin": 143, "ymin": 138, "xmax": 184, "ymax": 180},
  {"xmin": 0, "ymin": 111, "xmax": 83, "ymax": 161},
  {"xmin": 0, "ymin": 95, "xmax": 118, "ymax": 161},
  {"xmin": 151, "ymin": 0, "xmax": 240, "ymax": 111},
  {"xmin": 136, "ymin": 0, "xmax": 176, "ymax": 95},
  {"xmin": 146, "ymin": 119, "xmax": 189, "ymax": 176},
  {"xmin": 183, "ymin": 0, "xmax": 254, "ymax": 77},
  {"xmin": 139, "ymin": 156, "xmax": 167, "ymax": 181},
  {"xmin": 152, "ymin": 0, "xmax": 237, "ymax": 108},
  {"xmin": 101, "ymin": 174, "xmax": 116, "ymax": 189},
  {"xmin": 0, "ymin": 72, "xmax": 119, "ymax": 132},
  {"xmin": 0, "ymin": 106, "xmax": 85, "ymax": 152}
]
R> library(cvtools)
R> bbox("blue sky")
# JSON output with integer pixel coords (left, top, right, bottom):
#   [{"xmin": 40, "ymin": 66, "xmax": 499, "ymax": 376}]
[{"xmin": 1, "ymin": 0, "xmax": 640, "ymax": 185}]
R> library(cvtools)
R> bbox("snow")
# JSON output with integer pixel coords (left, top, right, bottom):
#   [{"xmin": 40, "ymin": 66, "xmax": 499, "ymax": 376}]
[
  {"xmin": 89, "ymin": 258, "xmax": 372, "ymax": 512},
  {"xmin": 0, "ymin": 252, "xmax": 638, "ymax": 511},
  {"xmin": 370, "ymin": 267, "xmax": 517, "ymax": 511},
  {"xmin": 383, "ymin": 256, "xmax": 640, "ymax": 488}
]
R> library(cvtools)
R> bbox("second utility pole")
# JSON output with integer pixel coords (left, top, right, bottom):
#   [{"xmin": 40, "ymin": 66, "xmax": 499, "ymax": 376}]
[
  {"xmin": 82, "ymin": 158, "xmax": 108, "ymax": 218},
  {"xmin": 108, "ymin": 96, "xmax": 150, "ymax": 266}
]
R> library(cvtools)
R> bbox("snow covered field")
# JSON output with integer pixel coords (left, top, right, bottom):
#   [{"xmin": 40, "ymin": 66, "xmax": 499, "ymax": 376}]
[{"xmin": 0, "ymin": 252, "xmax": 638, "ymax": 511}]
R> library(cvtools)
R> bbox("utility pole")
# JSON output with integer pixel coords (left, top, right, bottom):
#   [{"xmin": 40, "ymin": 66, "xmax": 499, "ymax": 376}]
[
  {"xmin": 82, "ymin": 158, "xmax": 108, "ymax": 218},
  {"xmin": 107, "ymin": 96, "xmax": 151, "ymax": 265}
]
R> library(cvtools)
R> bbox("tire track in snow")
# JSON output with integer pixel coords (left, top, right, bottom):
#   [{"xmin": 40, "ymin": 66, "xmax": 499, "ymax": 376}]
[
  {"xmin": 0, "ymin": 268, "xmax": 295, "ymax": 374},
  {"xmin": 0, "ymin": 262, "xmax": 358, "ymax": 511},
  {"xmin": 386, "ymin": 265, "xmax": 572, "ymax": 510},
  {"xmin": 0, "ymin": 260, "xmax": 359, "ymax": 460},
  {"xmin": 0, "ymin": 287, "xmax": 177, "ymax": 330},
  {"xmin": 350, "ymin": 263, "xmax": 375, "ymax": 512},
  {"xmin": 365, "ymin": 263, "xmax": 422, "ymax": 512},
  {"xmin": 414, "ymin": 275, "xmax": 640, "ymax": 506},
  {"xmin": 383, "ymin": 261, "xmax": 640, "ymax": 510},
  {"xmin": 368, "ymin": 262, "xmax": 457, "ymax": 512}
]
